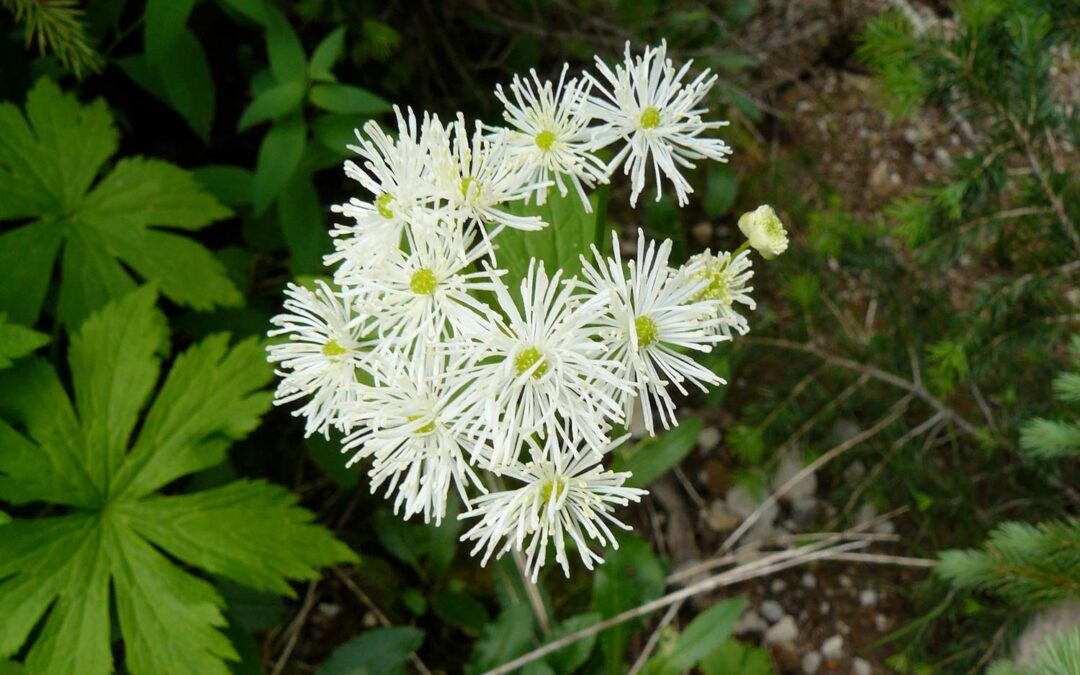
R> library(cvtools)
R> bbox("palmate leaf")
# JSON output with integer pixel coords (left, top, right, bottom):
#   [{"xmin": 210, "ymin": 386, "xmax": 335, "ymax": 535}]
[
  {"xmin": 0, "ymin": 288, "xmax": 356, "ymax": 675},
  {"xmin": 0, "ymin": 78, "xmax": 240, "ymax": 327},
  {"xmin": 0, "ymin": 314, "xmax": 49, "ymax": 369}
]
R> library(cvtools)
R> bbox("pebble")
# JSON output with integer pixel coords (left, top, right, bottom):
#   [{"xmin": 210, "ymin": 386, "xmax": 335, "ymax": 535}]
[
  {"xmin": 703, "ymin": 499, "xmax": 740, "ymax": 532},
  {"xmin": 760, "ymin": 599, "xmax": 785, "ymax": 623},
  {"xmin": 764, "ymin": 616, "xmax": 799, "ymax": 645},
  {"xmin": 874, "ymin": 613, "xmax": 890, "ymax": 632},
  {"xmin": 860, "ymin": 589, "xmax": 879, "ymax": 607},
  {"xmin": 734, "ymin": 611, "xmax": 768, "ymax": 637},
  {"xmin": 770, "ymin": 579, "xmax": 788, "ymax": 594},
  {"xmin": 842, "ymin": 461, "xmax": 866, "ymax": 486},
  {"xmin": 855, "ymin": 503, "xmax": 877, "ymax": 528},
  {"xmin": 821, "ymin": 635, "xmax": 845, "ymax": 660},
  {"xmin": 873, "ymin": 520, "xmax": 896, "ymax": 535},
  {"xmin": 819, "ymin": 601, "xmax": 831, "ymax": 615},
  {"xmin": 839, "ymin": 575, "xmax": 853, "ymax": 588},
  {"xmin": 802, "ymin": 651, "xmax": 823, "ymax": 674},
  {"xmin": 801, "ymin": 573, "xmax": 817, "ymax": 589},
  {"xmin": 691, "ymin": 221, "xmax": 713, "ymax": 245},
  {"xmin": 853, "ymin": 657, "xmax": 872, "ymax": 675},
  {"xmin": 771, "ymin": 451, "xmax": 817, "ymax": 504},
  {"xmin": 697, "ymin": 425, "xmax": 721, "ymax": 451},
  {"xmin": 317, "ymin": 602, "xmax": 341, "ymax": 618}
]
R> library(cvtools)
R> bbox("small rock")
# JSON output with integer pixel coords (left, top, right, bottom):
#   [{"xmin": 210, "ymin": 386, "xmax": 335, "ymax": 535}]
[
  {"xmin": 874, "ymin": 614, "xmax": 890, "ymax": 631},
  {"xmin": 819, "ymin": 601, "xmax": 831, "ymax": 615},
  {"xmin": 690, "ymin": 221, "xmax": 713, "ymax": 245},
  {"xmin": 764, "ymin": 616, "xmax": 799, "ymax": 645},
  {"xmin": 771, "ymin": 451, "xmax": 817, "ymax": 504},
  {"xmin": 842, "ymin": 461, "xmax": 866, "ymax": 487},
  {"xmin": 860, "ymin": 589, "xmax": 879, "ymax": 607},
  {"xmin": 873, "ymin": 519, "xmax": 896, "ymax": 535},
  {"xmin": 703, "ymin": 499, "xmax": 740, "ymax": 532},
  {"xmin": 734, "ymin": 611, "xmax": 768, "ymax": 637},
  {"xmin": 697, "ymin": 426, "xmax": 721, "ymax": 451},
  {"xmin": 853, "ymin": 657, "xmax": 872, "ymax": 675},
  {"xmin": 821, "ymin": 635, "xmax": 845, "ymax": 660},
  {"xmin": 801, "ymin": 573, "xmax": 817, "ymax": 589},
  {"xmin": 362, "ymin": 611, "xmax": 379, "ymax": 628},
  {"xmin": 770, "ymin": 579, "xmax": 788, "ymax": 594},
  {"xmin": 802, "ymin": 651, "xmax": 823, "ymax": 674},
  {"xmin": 839, "ymin": 575, "xmax": 853, "ymax": 588},
  {"xmin": 317, "ymin": 602, "xmax": 341, "ymax": 618},
  {"xmin": 836, "ymin": 620, "xmax": 851, "ymax": 635},
  {"xmin": 760, "ymin": 600, "xmax": 785, "ymax": 623},
  {"xmin": 855, "ymin": 503, "xmax": 877, "ymax": 528},
  {"xmin": 790, "ymin": 496, "xmax": 819, "ymax": 527},
  {"xmin": 772, "ymin": 642, "xmax": 801, "ymax": 672},
  {"xmin": 725, "ymin": 486, "xmax": 779, "ymax": 540},
  {"xmin": 828, "ymin": 418, "xmax": 862, "ymax": 445}
]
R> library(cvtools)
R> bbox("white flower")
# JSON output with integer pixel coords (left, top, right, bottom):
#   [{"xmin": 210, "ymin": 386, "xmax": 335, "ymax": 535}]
[
  {"xmin": 738, "ymin": 204, "xmax": 788, "ymax": 259},
  {"xmin": 452, "ymin": 260, "xmax": 628, "ymax": 468},
  {"xmin": 492, "ymin": 65, "xmax": 608, "ymax": 211},
  {"xmin": 326, "ymin": 106, "xmax": 447, "ymax": 274},
  {"xmin": 340, "ymin": 217, "xmax": 499, "ymax": 353},
  {"xmin": 435, "ymin": 115, "xmax": 548, "ymax": 238},
  {"xmin": 459, "ymin": 434, "xmax": 646, "ymax": 580},
  {"xmin": 266, "ymin": 281, "xmax": 375, "ymax": 437},
  {"xmin": 684, "ymin": 249, "xmax": 756, "ymax": 337},
  {"xmin": 586, "ymin": 41, "xmax": 733, "ymax": 207},
  {"xmin": 580, "ymin": 230, "xmax": 726, "ymax": 434},
  {"xmin": 341, "ymin": 351, "xmax": 484, "ymax": 525}
]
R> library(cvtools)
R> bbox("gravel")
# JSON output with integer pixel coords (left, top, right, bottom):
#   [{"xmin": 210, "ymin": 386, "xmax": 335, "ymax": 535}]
[
  {"xmin": 821, "ymin": 634, "xmax": 845, "ymax": 660},
  {"xmin": 764, "ymin": 616, "xmax": 799, "ymax": 645},
  {"xmin": 760, "ymin": 599, "xmax": 785, "ymax": 623},
  {"xmin": 853, "ymin": 657, "xmax": 872, "ymax": 675},
  {"xmin": 801, "ymin": 651, "xmax": 822, "ymax": 674}
]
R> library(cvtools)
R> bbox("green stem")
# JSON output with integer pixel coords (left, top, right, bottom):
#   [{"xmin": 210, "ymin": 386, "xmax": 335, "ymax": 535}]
[{"xmin": 733, "ymin": 240, "xmax": 751, "ymax": 257}]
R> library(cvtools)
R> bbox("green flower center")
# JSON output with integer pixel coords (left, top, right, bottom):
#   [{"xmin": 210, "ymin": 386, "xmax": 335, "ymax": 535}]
[
  {"xmin": 640, "ymin": 107, "xmax": 661, "ymax": 129},
  {"xmin": 460, "ymin": 176, "xmax": 477, "ymax": 200},
  {"xmin": 375, "ymin": 193, "xmax": 395, "ymax": 219},
  {"xmin": 514, "ymin": 346, "xmax": 548, "ymax": 379},
  {"xmin": 697, "ymin": 267, "xmax": 733, "ymax": 305},
  {"xmin": 634, "ymin": 315, "xmax": 658, "ymax": 348},
  {"xmin": 540, "ymin": 477, "xmax": 567, "ymax": 502},
  {"xmin": 407, "ymin": 415, "xmax": 435, "ymax": 434},
  {"xmin": 535, "ymin": 130, "xmax": 556, "ymax": 151},
  {"xmin": 322, "ymin": 340, "xmax": 348, "ymax": 357},
  {"xmin": 410, "ymin": 268, "xmax": 438, "ymax": 295}
]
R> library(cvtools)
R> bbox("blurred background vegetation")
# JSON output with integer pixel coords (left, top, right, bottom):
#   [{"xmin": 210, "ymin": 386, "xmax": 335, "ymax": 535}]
[{"xmin": 0, "ymin": 0, "xmax": 1077, "ymax": 673}]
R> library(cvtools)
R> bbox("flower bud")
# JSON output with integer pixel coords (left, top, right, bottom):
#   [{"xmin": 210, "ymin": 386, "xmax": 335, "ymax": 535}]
[{"xmin": 738, "ymin": 205, "xmax": 788, "ymax": 259}]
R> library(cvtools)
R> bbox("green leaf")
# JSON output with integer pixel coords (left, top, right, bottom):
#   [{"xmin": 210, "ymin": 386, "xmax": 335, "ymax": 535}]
[
  {"xmin": 704, "ymin": 164, "xmax": 739, "ymax": 218},
  {"xmin": 157, "ymin": 29, "xmax": 216, "ymax": 140},
  {"xmin": 614, "ymin": 419, "xmax": 703, "ymax": 488},
  {"xmin": 466, "ymin": 604, "xmax": 535, "ymax": 675},
  {"xmin": 312, "ymin": 113, "xmax": 365, "ymax": 155},
  {"xmin": 254, "ymin": 116, "xmax": 306, "ymax": 214},
  {"xmin": 544, "ymin": 613, "xmax": 601, "ymax": 673},
  {"xmin": 220, "ymin": 582, "xmax": 285, "ymax": 632},
  {"xmin": 0, "ymin": 314, "xmax": 49, "ymax": 369},
  {"xmin": 264, "ymin": 5, "xmax": 307, "ymax": 83},
  {"xmin": 498, "ymin": 189, "xmax": 603, "ymax": 291},
  {"xmin": 278, "ymin": 170, "xmax": 328, "ymax": 274},
  {"xmin": 317, "ymin": 627, "xmax": 424, "ymax": 675},
  {"xmin": 432, "ymin": 588, "xmax": 490, "ymax": 634},
  {"xmin": 373, "ymin": 509, "xmax": 424, "ymax": 573},
  {"xmin": 0, "ymin": 290, "xmax": 354, "ymax": 675},
  {"xmin": 0, "ymin": 79, "xmax": 237, "ymax": 326},
  {"xmin": 700, "ymin": 639, "xmax": 775, "ymax": 675},
  {"xmin": 307, "ymin": 433, "xmax": 359, "ymax": 489},
  {"xmin": 0, "ymin": 222, "xmax": 63, "ymax": 325},
  {"xmin": 0, "ymin": 512, "xmax": 9, "ymax": 526},
  {"xmin": 194, "ymin": 165, "xmax": 254, "ymax": 207},
  {"xmin": 309, "ymin": 84, "xmax": 392, "ymax": 116},
  {"xmin": 661, "ymin": 598, "xmax": 745, "ymax": 673},
  {"xmin": 144, "ymin": 0, "xmax": 196, "ymax": 65},
  {"xmin": 309, "ymin": 28, "xmax": 346, "ymax": 82},
  {"xmin": 238, "ymin": 80, "xmax": 307, "ymax": 132},
  {"xmin": 215, "ymin": 0, "xmax": 267, "ymax": 24},
  {"xmin": 592, "ymin": 533, "xmax": 666, "ymax": 675},
  {"xmin": 1021, "ymin": 419, "xmax": 1080, "ymax": 460}
]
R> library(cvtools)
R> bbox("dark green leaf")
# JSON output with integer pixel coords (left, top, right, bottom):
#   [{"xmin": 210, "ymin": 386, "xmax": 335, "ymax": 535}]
[
  {"xmin": 220, "ymin": 582, "xmax": 285, "ymax": 633},
  {"xmin": 312, "ymin": 114, "xmax": 364, "ymax": 155},
  {"xmin": 432, "ymin": 588, "xmax": 489, "ymax": 634},
  {"xmin": 157, "ymin": 30, "xmax": 215, "ymax": 140},
  {"xmin": 704, "ymin": 164, "xmax": 739, "ymax": 219},
  {"xmin": 544, "ymin": 613, "xmax": 601, "ymax": 673},
  {"xmin": 215, "ymin": 0, "xmax": 267, "ymax": 24},
  {"xmin": 466, "ymin": 604, "xmax": 535, "ymax": 675},
  {"xmin": 373, "ymin": 509, "xmax": 424, "ymax": 573},
  {"xmin": 309, "ymin": 28, "xmax": 345, "ymax": 82},
  {"xmin": 265, "ymin": 5, "xmax": 307, "ymax": 83},
  {"xmin": 238, "ymin": 80, "xmax": 307, "ymax": 132},
  {"xmin": 498, "ymin": 189, "xmax": 602, "ymax": 291},
  {"xmin": 254, "ymin": 116, "xmax": 306, "ymax": 214},
  {"xmin": 278, "ymin": 170, "xmax": 328, "ymax": 274},
  {"xmin": 309, "ymin": 84, "xmax": 391, "ymax": 116},
  {"xmin": 661, "ymin": 598, "xmax": 746, "ymax": 673},
  {"xmin": 194, "ymin": 165, "xmax": 254, "ymax": 207},
  {"xmin": 0, "ymin": 314, "xmax": 49, "ymax": 369},
  {"xmin": 614, "ymin": 419, "xmax": 703, "ymax": 488},
  {"xmin": 307, "ymin": 434, "xmax": 358, "ymax": 489},
  {"xmin": 317, "ymin": 627, "xmax": 424, "ymax": 675},
  {"xmin": 144, "ymin": 0, "xmax": 196, "ymax": 65},
  {"xmin": 592, "ymin": 534, "xmax": 666, "ymax": 675},
  {"xmin": 700, "ymin": 638, "xmax": 774, "ymax": 675},
  {"xmin": 0, "ymin": 222, "xmax": 62, "ymax": 325}
]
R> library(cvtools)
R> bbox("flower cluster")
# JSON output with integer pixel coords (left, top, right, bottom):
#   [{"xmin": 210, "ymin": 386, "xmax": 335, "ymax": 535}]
[{"xmin": 268, "ymin": 41, "xmax": 788, "ymax": 579}]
